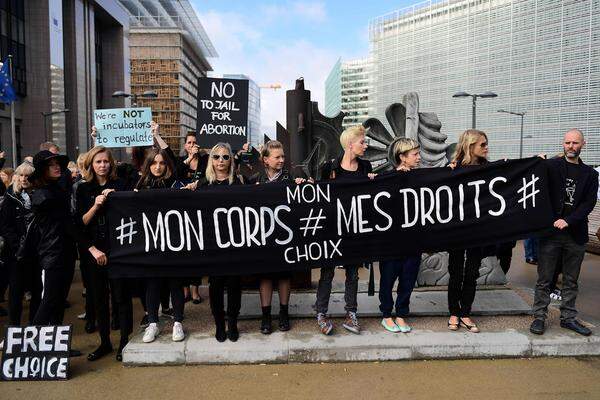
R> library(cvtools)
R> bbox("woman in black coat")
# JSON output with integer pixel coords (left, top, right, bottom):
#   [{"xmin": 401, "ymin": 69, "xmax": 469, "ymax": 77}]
[
  {"xmin": 0, "ymin": 161, "xmax": 41, "ymax": 326},
  {"xmin": 28, "ymin": 150, "xmax": 83, "ymax": 326},
  {"xmin": 76, "ymin": 146, "xmax": 134, "ymax": 361}
]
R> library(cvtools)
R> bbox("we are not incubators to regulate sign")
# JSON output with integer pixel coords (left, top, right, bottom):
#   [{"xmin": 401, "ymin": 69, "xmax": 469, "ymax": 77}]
[{"xmin": 93, "ymin": 107, "xmax": 153, "ymax": 148}]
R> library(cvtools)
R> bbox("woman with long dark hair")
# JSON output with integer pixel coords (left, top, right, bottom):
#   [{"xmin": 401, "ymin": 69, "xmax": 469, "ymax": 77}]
[
  {"xmin": 446, "ymin": 129, "xmax": 489, "ymax": 333},
  {"xmin": 138, "ymin": 145, "xmax": 186, "ymax": 344},
  {"xmin": 28, "ymin": 150, "xmax": 82, "ymax": 327}
]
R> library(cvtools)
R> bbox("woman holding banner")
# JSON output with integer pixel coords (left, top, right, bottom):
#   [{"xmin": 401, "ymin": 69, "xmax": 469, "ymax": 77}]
[
  {"xmin": 315, "ymin": 125, "xmax": 375, "ymax": 336},
  {"xmin": 254, "ymin": 140, "xmax": 306, "ymax": 334},
  {"xmin": 185, "ymin": 142, "xmax": 244, "ymax": 342},
  {"xmin": 379, "ymin": 138, "xmax": 422, "ymax": 333},
  {"xmin": 137, "ymin": 146, "xmax": 187, "ymax": 344},
  {"xmin": 446, "ymin": 129, "xmax": 489, "ymax": 333},
  {"xmin": 76, "ymin": 146, "xmax": 134, "ymax": 361}
]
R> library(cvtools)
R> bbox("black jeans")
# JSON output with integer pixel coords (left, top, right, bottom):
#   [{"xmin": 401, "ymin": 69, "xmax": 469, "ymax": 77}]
[
  {"xmin": 209, "ymin": 276, "xmax": 241, "ymax": 319},
  {"xmin": 32, "ymin": 267, "xmax": 70, "ymax": 325},
  {"xmin": 447, "ymin": 248, "xmax": 482, "ymax": 317},
  {"xmin": 379, "ymin": 256, "xmax": 420, "ymax": 318},
  {"xmin": 8, "ymin": 258, "xmax": 42, "ymax": 325},
  {"xmin": 79, "ymin": 248, "xmax": 95, "ymax": 322},
  {"xmin": 533, "ymin": 231, "xmax": 585, "ymax": 322},
  {"xmin": 111, "ymin": 278, "xmax": 134, "ymax": 343},
  {"xmin": 90, "ymin": 263, "xmax": 112, "ymax": 344},
  {"xmin": 146, "ymin": 278, "xmax": 184, "ymax": 323}
]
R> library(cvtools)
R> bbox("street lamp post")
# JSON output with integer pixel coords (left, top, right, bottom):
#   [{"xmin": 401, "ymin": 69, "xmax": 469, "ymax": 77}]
[
  {"xmin": 41, "ymin": 109, "xmax": 70, "ymax": 142},
  {"xmin": 452, "ymin": 91, "xmax": 498, "ymax": 129},
  {"xmin": 112, "ymin": 90, "xmax": 158, "ymax": 107},
  {"xmin": 497, "ymin": 109, "xmax": 526, "ymax": 158}
]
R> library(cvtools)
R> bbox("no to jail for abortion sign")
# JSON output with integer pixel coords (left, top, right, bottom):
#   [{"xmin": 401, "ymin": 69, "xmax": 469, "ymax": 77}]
[
  {"xmin": 105, "ymin": 157, "xmax": 554, "ymax": 278},
  {"xmin": 196, "ymin": 77, "xmax": 249, "ymax": 150}
]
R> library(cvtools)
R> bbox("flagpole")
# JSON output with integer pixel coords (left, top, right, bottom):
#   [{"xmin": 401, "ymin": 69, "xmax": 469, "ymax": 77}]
[{"xmin": 8, "ymin": 54, "xmax": 16, "ymax": 167}]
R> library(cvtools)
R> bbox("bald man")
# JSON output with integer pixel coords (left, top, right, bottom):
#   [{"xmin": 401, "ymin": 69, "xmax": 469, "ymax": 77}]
[{"xmin": 530, "ymin": 129, "xmax": 599, "ymax": 336}]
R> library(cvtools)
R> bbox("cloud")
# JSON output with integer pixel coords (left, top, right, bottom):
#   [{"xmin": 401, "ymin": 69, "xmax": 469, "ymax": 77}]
[{"xmin": 198, "ymin": 8, "xmax": 338, "ymax": 137}]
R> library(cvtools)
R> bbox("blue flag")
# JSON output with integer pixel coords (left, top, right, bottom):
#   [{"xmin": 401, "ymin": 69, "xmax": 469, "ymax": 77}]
[{"xmin": 0, "ymin": 58, "xmax": 17, "ymax": 104}]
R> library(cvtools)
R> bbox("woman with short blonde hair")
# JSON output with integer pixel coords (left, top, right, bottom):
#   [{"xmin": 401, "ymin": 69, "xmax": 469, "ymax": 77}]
[
  {"xmin": 0, "ymin": 161, "xmax": 40, "ymax": 327},
  {"xmin": 379, "ymin": 138, "xmax": 422, "ymax": 333}
]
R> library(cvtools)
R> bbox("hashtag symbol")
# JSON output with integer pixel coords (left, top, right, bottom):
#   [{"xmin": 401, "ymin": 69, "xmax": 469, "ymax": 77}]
[
  {"xmin": 517, "ymin": 174, "xmax": 540, "ymax": 209},
  {"xmin": 299, "ymin": 208, "xmax": 326, "ymax": 237},
  {"xmin": 115, "ymin": 217, "xmax": 138, "ymax": 245}
]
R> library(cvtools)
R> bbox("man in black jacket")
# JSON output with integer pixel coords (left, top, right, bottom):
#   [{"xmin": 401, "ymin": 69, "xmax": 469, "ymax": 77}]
[{"xmin": 530, "ymin": 129, "xmax": 599, "ymax": 336}]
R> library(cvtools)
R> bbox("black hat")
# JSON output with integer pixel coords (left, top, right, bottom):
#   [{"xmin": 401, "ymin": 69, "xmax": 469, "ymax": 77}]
[{"xmin": 28, "ymin": 150, "xmax": 69, "ymax": 182}]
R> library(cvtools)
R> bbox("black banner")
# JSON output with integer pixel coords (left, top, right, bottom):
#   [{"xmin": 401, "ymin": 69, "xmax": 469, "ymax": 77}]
[
  {"xmin": 106, "ymin": 158, "xmax": 553, "ymax": 278},
  {"xmin": 196, "ymin": 77, "xmax": 249, "ymax": 150},
  {"xmin": 1, "ymin": 325, "xmax": 72, "ymax": 381}
]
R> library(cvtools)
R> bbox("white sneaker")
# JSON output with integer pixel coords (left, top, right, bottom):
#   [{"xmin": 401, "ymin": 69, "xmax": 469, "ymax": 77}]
[
  {"xmin": 143, "ymin": 323, "xmax": 159, "ymax": 343},
  {"xmin": 172, "ymin": 322, "xmax": 185, "ymax": 342}
]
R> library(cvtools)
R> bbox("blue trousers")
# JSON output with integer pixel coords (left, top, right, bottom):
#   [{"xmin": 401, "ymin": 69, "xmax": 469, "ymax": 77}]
[
  {"xmin": 524, "ymin": 238, "xmax": 539, "ymax": 261},
  {"xmin": 378, "ymin": 256, "xmax": 421, "ymax": 318}
]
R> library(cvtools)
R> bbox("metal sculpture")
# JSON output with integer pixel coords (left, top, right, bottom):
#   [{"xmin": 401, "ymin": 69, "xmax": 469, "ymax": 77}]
[{"xmin": 277, "ymin": 79, "xmax": 506, "ymax": 286}]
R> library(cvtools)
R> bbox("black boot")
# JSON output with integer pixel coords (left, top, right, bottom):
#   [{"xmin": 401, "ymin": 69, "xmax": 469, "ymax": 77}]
[
  {"xmin": 215, "ymin": 315, "xmax": 227, "ymax": 342},
  {"xmin": 227, "ymin": 317, "xmax": 239, "ymax": 342},
  {"xmin": 279, "ymin": 304, "xmax": 290, "ymax": 332},
  {"xmin": 87, "ymin": 342, "xmax": 113, "ymax": 361},
  {"xmin": 260, "ymin": 306, "xmax": 272, "ymax": 335},
  {"xmin": 116, "ymin": 337, "xmax": 128, "ymax": 362},
  {"xmin": 84, "ymin": 320, "xmax": 97, "ymax": 334}
]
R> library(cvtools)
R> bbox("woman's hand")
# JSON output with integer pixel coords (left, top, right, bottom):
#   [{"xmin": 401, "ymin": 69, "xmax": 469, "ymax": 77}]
[
  {"xmin": 294, "ymin": 177, "xmax": 307, "ymax": 184},
  {"xmin": 181, "ymin": 181, "xmax": 198, "ymax": 190},
  {"xmin": 367, "ymin": 173, "xmax": 377, "ymax": 180},
  {"xmin": 94, "ymin": 194, "xmax": 107, "ymax": 207},
  {"xmin": 448, "ymin": 161, "xmax": 457, "ymax": 170},
  {"xmin": 397, "ymin": 165, "xmax": 410, "ymax": 172},
  {"xmin": 89, "ymin": 246, "xmax": 107, "ymax": 266},
  {"xmin": 101, "ymin": 189, "xmax": 115, "ymax": 196},
  {"xmin": 150, "ymin": 120, "xmax": 159, "ymax": 136}
]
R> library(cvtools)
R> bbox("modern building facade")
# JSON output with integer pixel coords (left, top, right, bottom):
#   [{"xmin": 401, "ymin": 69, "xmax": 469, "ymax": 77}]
[
  {"xmin": 118, "ymin": 0, "xmax": 217, "ymax": 153},
  {"xmin": 369, "ymin": 0, "xmax": 600, "ymax": 164},
  {"xmin": 0, "ymin": 0, "xmax": 130, "ymax": 164},
  {"xmin": 223, "ymin": 74, "xmax": 262, "ymax": 148},
  {"xmin": 324, "ymin": 57, "xmax": 372, "ymax": 129}
]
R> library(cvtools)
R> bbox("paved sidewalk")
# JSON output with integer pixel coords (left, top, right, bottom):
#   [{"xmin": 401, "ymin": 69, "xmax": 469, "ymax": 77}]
[{"xmin": 123, "ymin": 289, "xmax": 600, "ymax": 365}]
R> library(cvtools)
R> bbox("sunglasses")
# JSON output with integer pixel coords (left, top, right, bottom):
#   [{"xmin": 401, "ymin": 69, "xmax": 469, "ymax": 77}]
[{"xmin": 212, "ymin": 154, "xmax": 231, "ymax": 161}]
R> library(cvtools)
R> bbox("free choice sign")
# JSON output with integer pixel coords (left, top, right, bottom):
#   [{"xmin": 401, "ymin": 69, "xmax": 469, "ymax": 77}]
[
  {"xmin": 93, "ymin": 107, "xmax": 153, "ymax": 148},
  {"xmin": 1, "ymin": 325, "xmax": 72, "ymax": 381},
  {"xmin": 196, "ymin": 77, "xmax": 249, "ymax": 150}
]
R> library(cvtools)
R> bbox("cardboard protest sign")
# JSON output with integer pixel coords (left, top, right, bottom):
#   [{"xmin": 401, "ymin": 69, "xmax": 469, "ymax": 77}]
[
  {"xmin": 93, "ymin": 107, "xmax": 153, "ymax": 148},
  {"xmin": 1, "ymin": 325, "xmax": 72, "ymax": 381},
  {"xmin": 196, "ymin": 77, "xmax": 249, "ymax": 150}
]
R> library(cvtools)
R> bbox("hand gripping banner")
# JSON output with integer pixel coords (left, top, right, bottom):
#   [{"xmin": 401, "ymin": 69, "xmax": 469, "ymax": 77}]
[{"xmin": 106, "ymin": 158, "xmax": 553, "ymax": 278}]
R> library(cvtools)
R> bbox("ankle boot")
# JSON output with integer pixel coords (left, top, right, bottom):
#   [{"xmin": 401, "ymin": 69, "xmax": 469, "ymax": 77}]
[
  {"xmin": 214, "ymin": 315, "xmax": 227, "ymax": 342},
  {"xmin": 227, "ymin": 317, "xmax": 239, "ymax": 342}
]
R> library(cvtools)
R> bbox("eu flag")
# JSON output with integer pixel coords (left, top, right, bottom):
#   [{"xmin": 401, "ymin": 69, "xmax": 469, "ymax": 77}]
[{"xmin": 0, "ymin": 58, "xmax": 17, "ymax": 104}]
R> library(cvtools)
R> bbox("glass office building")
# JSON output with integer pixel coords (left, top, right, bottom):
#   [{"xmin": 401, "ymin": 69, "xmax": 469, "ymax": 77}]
[
  {"xmin": 324, "ymin": 57, "xmax": 372, "ymax": 129},
  {"xmin": 369, "ymin": 0, "xmax": 600, "ymax": 164},
  {"xmin": 223, "ymin": 74, "xmax": 262, "ymax": 148}
]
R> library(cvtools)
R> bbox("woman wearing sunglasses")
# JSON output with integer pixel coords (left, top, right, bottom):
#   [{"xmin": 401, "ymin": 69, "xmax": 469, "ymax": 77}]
[
  {"xmin": 185, "ymin": 142, "xmax": 244, "ymax": 342},
  {"xmin": 446, "ymin": 129, "xmax": 489, "ymax": 334}
]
